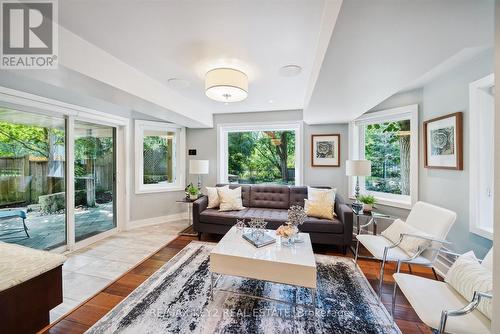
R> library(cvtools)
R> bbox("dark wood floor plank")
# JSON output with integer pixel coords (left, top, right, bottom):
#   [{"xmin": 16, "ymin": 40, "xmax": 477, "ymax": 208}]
[{"xmin": 41, "ymin": 234, "xmax": 433, "ymax": 334}]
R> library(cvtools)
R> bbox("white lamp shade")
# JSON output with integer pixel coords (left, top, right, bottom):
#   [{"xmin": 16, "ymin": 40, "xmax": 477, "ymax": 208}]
[
  {"xmin": 189, "ymin": 160, "xmax": 209, "ymax": 175},
  {"xmin": 346, "ymin": 160, "xmax": 371, "ymax": 176},
  {"xmin": 205, "ymin": 68, "xmax": 248, "ymax": 102}
]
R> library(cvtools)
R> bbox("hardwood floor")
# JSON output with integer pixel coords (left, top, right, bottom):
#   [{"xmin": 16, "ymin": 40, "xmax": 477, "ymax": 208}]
[{"xmin": 41, "ymin": 234, "xmax": 434, "ymax": 334}]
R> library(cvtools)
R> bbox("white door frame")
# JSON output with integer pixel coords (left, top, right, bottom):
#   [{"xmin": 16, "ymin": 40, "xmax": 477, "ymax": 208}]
[{"xmin": 0, "ymin": 86, "xmax": 131, "ymax": 252}]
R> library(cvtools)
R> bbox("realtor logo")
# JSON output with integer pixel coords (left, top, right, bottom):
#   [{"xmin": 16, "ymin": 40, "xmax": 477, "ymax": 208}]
[{"xmin": 1, "ymin": 0, "xmax": 58, "ymax": 69}]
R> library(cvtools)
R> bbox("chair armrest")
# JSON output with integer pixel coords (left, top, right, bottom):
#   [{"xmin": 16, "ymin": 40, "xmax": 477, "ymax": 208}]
[
  {"xmin": 192, "ymin": 196, "xmax": 208, "ymax": 228},
  {"xmin": 439, "ymin": 291, "xmax": 493, "ymax": 333}
]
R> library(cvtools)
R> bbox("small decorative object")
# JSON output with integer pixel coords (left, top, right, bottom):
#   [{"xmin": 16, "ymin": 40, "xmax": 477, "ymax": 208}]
[
  {"xmin": 242, "ymin": 218, "xmax": 274, "ymax": 248},
  {"xmin": 276, "ymin": 224, "xmax": 298, "ymax": 246},
  {"xmin": 424, "ymin": 112, "xmax": 463, "ymax": 170},
  {"xmin": 186, "ymin": 183, "xmax": 200, "ymax": 200},
  {"xmin": 311, "ymin": 134, "xmax": 340, "ymax": 167},
  {"xmin": 248, "ymin": 218, "xmax": 267, "ymax": 238},
  {"xmin": 287, "ymin": 205, "xmax": 307, "ymax": 226},
  {"xmin": 287, "ymin": 205, "xmax": 307, "ymax": 242},
  {"xmin": 358, "ymin": 194, "xmax": 376, "ymax": 212},
  {"xmin": 346, "ymin": 160, "xmax": 372, "ymax": 211},
  {"xmin": 235, "ymin": 219, "xmax": 246, "ymax": 232}
]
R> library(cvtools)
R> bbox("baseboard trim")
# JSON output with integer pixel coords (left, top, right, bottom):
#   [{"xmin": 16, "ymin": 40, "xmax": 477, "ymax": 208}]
[{"xmin": 127, "ymin": 212, "xmax": 188, "ymax": 230}]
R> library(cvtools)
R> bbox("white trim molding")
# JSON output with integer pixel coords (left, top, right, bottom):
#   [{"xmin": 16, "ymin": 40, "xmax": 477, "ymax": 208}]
[
  {"xmin": 349, "ymin": 104, "xmax": 419, "ymax": 209},
  {"xmin": 134, "ymin": 120, "xmax": 186, "ymax": 194},
  {"xmin": 469, "ymin": 73, "xmax": 494, "ymax": 240},
  {"xmin": 127, "ymin": 212, "xmax": 188, "ymax": 230},
  {"xmin": 217, "ymin": 121, "xmax": 303, "ymax": 185}
]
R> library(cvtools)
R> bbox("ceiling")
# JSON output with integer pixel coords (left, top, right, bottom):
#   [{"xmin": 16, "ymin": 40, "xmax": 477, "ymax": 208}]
[
  {"xmin": 305, "ymin": 0, "xmax": 494, "ymax": 124},
  {"xmin": 58, "ymin": 0, "xmax": 340, "ymax": 116},
  {"xmin": 1, "ymin": 1, "xmax": 493, "ymax": 127}
]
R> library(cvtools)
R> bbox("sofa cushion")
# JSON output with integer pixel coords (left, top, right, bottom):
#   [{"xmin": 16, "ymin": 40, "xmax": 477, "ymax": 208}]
[
  {"xmin": 249, "ymin": 185, "xmax": 290, "ymax": 209},
  {"xmin": 240, "ymin": 207, "xmax": 288, "ymax": 223},
  {"xmin": 217, "ymin": 184, "xmax": 251, "ymax": 207},
  {"xmin": 199, "ymin": 208, "xmax": 248, "ymax": 226},
  {"xmin": 300, "ymin": 217, "xmax": 344, "ymax": 234}
]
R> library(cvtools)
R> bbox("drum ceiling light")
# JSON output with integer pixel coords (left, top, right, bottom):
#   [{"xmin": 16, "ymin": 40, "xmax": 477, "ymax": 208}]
[{"xmin": 205, "ymin": 68, "xmax": 248, "ymax": 102}]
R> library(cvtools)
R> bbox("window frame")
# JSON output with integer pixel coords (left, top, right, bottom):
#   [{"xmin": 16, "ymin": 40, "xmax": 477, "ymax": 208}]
[
  {"xmin": 349, "ymin": 104, "xmax": 419, "ymax": 209},
  {"xmin": 469, "ymin": 73, "xmax": 494, "ymax": 240},
  {"xmin": 217, "ymin": 121, "xmax": 303, "ymax": 186},
  {"xmin": 134, "ymin": 120, "xmax": 186, "ymax": 194}
]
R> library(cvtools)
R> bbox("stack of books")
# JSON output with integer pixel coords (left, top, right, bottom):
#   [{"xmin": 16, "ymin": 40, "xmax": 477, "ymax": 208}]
[{"xmin": 242, "ymin": 231, "xmax": 276, "ymax": 248}]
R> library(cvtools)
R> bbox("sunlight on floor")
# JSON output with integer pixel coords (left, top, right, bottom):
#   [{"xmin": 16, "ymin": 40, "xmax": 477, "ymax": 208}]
[{"xmin": 49, "ymin": 220, "xmax": 188, "ymax": 322}]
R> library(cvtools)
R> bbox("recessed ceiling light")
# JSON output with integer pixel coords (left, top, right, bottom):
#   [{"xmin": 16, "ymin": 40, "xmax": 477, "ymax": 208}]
[
  {"xmin": 268, "ymin": 99, "xmax": 274, "ymax": 104},
  {"xmin": 279, "ymin": 65, "xmax": 302, "ymax": 77},
  {"xmin": 167, "ymin": 78, "xmax": 190, "ymax": 89}
]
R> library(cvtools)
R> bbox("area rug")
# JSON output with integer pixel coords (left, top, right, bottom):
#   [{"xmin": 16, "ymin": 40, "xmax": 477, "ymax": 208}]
[{"xmin": 86, "ymin": 242, "xmax": 400, "ymax": 334}]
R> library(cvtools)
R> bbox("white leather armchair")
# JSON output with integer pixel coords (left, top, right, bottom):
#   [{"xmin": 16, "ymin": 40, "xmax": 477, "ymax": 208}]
[
  {"xmin": 355, "ymin": 201, "xmax": 457, "ymax": 297},
  {"xmin": 392, "ymin": 248, "xmax": 493, "ymax": 334}
]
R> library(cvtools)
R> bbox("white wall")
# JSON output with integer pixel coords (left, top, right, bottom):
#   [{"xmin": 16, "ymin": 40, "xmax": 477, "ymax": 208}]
[
  {"xmin": 369, "ymin": 49, "xmax": 494, "ymax": 257},
  {"xmin": 186, "ymin": 110, "xmax": 349, "ymax": 194}
]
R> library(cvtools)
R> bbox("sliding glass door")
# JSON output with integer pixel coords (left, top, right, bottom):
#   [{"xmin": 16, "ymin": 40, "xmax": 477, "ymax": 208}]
[
  {"xmin": 0, "ymin": 109, "xmax": 66, "ymax": 250},
  {"xmin": 74, "ymin": 121, "xmax": 116, "ymax": 242},
  {"xmin": 0, "ymin": 106, "xmax": 118, "ymax": 250}
]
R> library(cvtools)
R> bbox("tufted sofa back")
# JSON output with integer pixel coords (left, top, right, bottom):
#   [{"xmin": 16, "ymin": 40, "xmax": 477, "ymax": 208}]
[
  {"xmin": 249, "ymin": 185, "xmax": 290, "ymax": 209},
  {"xmin": 215, "ymin": 184, "xmax": 331, "ymax": 209}
]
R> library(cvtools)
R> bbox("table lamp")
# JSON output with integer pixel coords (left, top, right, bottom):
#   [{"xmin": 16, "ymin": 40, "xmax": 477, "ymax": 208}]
[
  {"xmin": 189, "ymin": 160, "xmax": 209, "ymax": 191},
  {"xmin": 346, "ymin": 160, "xmax": 371, "ymax": 210}
]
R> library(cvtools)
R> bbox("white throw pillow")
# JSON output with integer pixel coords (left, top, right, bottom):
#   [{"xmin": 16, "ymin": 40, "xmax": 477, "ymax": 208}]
[
  {"xmin": 218, "ymin": 187, "xmax": 245, "ymax": 212},
  {"xmin": 481, "ymin": 248, "xmax": 493, "ymax": 272},
  {"xmin": 445, "ymin": 251, "xmax": 493, "ymax": 320},
  {"xmin": 307, "ymin": 187, "xmax": 336, "ymax": 205},
  {"xmin": 206, "ymin": 185, "xmax": 229, "ymax": 209},
  {"xmin": 381, "ymin": 219, "xmax": 432, "ymax": 256}
]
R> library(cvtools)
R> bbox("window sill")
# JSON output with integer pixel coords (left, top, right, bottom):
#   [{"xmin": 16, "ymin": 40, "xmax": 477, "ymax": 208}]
[
  {"xmin": 135, "ymin": 185, "xmax": 185, "ymax": 195},
  {"xmin": 470, "ymin": 226, "xmax": 493, "ymax": 241},
  {"xmin": 349, "ymin": 195, "xmax": 412, "ymax": 210}
]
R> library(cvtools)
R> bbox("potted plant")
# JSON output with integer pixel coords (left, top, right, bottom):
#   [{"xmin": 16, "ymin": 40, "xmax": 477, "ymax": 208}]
[
  {"xmin": 186, "ymin": 184, "xmax": 199, "ymax": 200},
  {"xmin": 358, "ymin": 194, "xmax": 376, "ymax": 212}
]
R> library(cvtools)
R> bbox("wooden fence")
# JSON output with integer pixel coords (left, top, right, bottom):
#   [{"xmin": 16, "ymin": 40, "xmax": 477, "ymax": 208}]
[{"xmin": 0, "ymin": 155, "xmax": 112, "ymax": 207}]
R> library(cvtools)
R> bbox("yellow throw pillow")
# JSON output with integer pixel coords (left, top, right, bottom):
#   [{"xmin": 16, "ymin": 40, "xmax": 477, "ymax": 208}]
[{"xmin": 304, "ymin": 199, "xmax": 335, "ymax": 220}]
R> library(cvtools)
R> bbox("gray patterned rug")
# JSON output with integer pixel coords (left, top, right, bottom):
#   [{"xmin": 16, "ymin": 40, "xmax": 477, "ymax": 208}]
[{"xmin": 86, "ymin": 242, "xmax": 400, "ymax": 334}]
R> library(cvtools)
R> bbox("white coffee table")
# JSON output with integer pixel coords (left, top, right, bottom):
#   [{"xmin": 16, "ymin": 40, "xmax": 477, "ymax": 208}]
[{"xmin": 209, "ymin": 226, "xmax": 317, "ymax": 308}]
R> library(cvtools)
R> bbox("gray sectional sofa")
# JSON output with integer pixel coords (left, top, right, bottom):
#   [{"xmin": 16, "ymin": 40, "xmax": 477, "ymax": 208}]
[{"xmin": 192, "ymin": 184, "xmax": 353, "ymax": 253}]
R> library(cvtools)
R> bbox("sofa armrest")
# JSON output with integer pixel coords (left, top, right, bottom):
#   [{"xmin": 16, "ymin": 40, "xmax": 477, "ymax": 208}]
[
  {"xmin": 335, "ymin": 195, "xmax": 353, "ymax": 245},
  {"xmin": 192, "ymin": 196, "xmax": 208, "ymax": 230}
]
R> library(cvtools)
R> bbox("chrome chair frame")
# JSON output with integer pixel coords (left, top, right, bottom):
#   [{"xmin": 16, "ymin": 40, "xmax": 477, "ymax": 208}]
[
  {"xmin": 354, "ymin": 218, "xmax": 449, "ymax": 298},
  {"xmin": 391, "ymin": 248, "xmax": 492, "ymax": 334}
]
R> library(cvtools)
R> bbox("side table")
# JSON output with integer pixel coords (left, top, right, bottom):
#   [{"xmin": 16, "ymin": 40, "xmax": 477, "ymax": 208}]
[{"xmin": 176, "ymin": 197, "xmax": 199, "ymax": 237}]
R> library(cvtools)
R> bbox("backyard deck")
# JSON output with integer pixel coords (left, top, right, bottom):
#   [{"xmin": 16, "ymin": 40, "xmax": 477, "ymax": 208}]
[{"xmin": 0, "ymin": 203, "xmax": 114, "ymax": 250}]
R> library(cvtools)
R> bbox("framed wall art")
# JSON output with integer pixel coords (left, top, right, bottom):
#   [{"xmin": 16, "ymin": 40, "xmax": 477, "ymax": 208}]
[
  {"xmin": 423, "ymin": 112, "xmax": 463, "ymax": 170},
  {"xmin": 311, "ymin": 134, "xmax": 340, "ymax": 167}
]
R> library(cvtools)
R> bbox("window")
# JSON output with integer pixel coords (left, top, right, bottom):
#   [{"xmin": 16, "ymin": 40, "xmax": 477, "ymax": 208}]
[
  {"xmin": 349, "ymin": 105, "xmax": 418, "ymax": 209},
  {"xmin": 218, "ymin": 122, "xmax": 302, "ymax": 185},
  {"xmin": 469, "ymin": 74, "xmax": 494, "ymax": 240},
  {"xmin": 135, "ymin": 120, "xmax": 185, "ymax": 193}
]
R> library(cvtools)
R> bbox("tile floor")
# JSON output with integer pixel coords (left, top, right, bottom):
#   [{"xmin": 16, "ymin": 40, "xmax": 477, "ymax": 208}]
[{"xmin": 49, "ymin": 220, "xmax": 188, "ymax": 322}]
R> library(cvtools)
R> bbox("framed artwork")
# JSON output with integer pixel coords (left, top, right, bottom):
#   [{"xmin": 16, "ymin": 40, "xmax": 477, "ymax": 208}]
[
  {"xmin": 311, "ymin": 134, "xmax": 340, "ymax": 167},
  {"xmin": 423, "ymin": 112, "xmax": 463, "ymax": 170}
]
